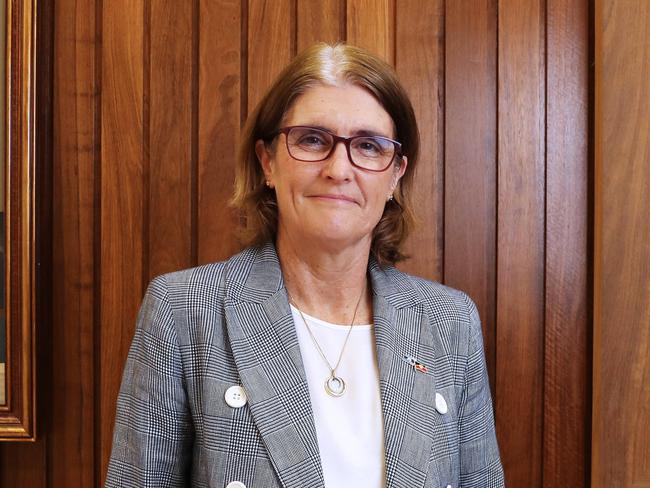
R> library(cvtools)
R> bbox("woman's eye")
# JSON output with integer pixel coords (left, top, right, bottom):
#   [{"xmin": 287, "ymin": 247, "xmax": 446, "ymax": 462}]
[
  {"xmin": 303, "ymin": 136, "xmax": 324, "ymax": 145},
  {"xmin": 298, "ymin": 133, "xmax": 328, "ymax": 147},
  {"xmin": 357, "ymin": 139, "xmax": 382, "ymax": 154}
]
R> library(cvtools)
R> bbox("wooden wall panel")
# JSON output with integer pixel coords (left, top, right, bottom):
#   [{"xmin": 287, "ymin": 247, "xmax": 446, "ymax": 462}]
[
  {"xmin": 395, "ymin": 0, "xmax": 444, "ymax": 283},
  {"xmin": 545, "ymin": 0, "xmax": 589, "ymax": 485},
  {"xmin": 197, "ymin": 0, "xmax": 241, "ymax": 264},
  {"xmin": 148, "ymin": 0, "xmax": 194, "ymax": 278},
  {"xmin": 593, "ymin": 1, "xmax": 650, "ymax": 485},
  {"xmin": 99, "ymin": 0, "xmax": 145, "ymax": 483},
  {"xmin": 247, "ymin": 0, "xmax": 293, "ymax": 112},
  {"xmin": 444, "ymin": 0, "xmax": 497, "ymax": 386},
  {"xmin": 297, "ymin": 0, "xmax": 343, "ymax": 52},
  {"xmin": 0, "ymin": 443, "xmax": 46, "ymax": 487},
  {"xmin": 48, "ymin": 0, "xmax": 98, "ymax": 485},
  {"xmin": 347, "ymin": 0, "xmax": 395, "ymax": 64},
  {"xmin": 497, "ymin": 0, "xmax": 546, "ymax": 486}
]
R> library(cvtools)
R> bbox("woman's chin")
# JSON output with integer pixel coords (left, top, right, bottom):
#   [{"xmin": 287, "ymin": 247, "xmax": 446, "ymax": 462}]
[{"xmin": 298, "ymin": 225, "xmax": 371, "ymax": 251}]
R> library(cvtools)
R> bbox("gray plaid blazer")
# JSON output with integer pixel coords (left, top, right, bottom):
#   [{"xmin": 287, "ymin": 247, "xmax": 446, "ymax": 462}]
[{"xmin": 106, "ymin": 242, "xmax": 504, "ymax": 488}]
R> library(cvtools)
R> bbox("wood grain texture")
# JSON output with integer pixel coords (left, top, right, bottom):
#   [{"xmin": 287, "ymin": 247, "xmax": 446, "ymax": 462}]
[
  {"xmin": 395, "ymin": 0, "xmax": 444, "ymax": 283},
  {"xmin": 99, "ymin": 0, "xmax": 145, "ymax": 483},
  {"xmin": 148, "ymin": 0, "xmax": 193, "ymax": 278},
  {"xmin": 48, "ymin": 0, "xmax": 98, "ymax": 485},
  {"xmin": 497, "ymin": 0, "xmax": 546, "ymax": 486},
  {"xmin": 0, "ymin": 442, "xmax": 47, "ymax": 487},
  {"xmin": 296, "ymin": 0, "xmax": 343, "ymax": 52},
  {"xmin": 247, "ymin": 0, "xmax": 293, "ymax": 112},
  {"xmin": 197, "ymin": 0, "xmax": 241, "ymax": 264},
  {"xmin": 545, "ymin": 0, "xmax": 589, "ymax": 486},
  {"xmin": 346, "ymin": 0, "xmax": 394, "ymax": 64},
  {"xmin": 594, "ymin": 1, "xmax": 650, "ymax": 485},
  {"xmin": 443, "ymin": 0, "xmax": 497, "ymax": 388}
]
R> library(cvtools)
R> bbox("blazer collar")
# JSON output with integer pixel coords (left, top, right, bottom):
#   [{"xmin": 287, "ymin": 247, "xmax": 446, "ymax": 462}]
[
  {"xmin": 224, "ymin": 243, "xmax": 444, "ymax": 488},
  {"xmin": 224, "ymin": 242, "xmax": 422, "ymax": 307}
]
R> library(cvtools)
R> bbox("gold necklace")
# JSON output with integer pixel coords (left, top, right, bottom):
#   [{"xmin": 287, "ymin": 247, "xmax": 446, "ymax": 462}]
[{"xmin": 288, "ymin": 285, "xmax": 365, "ymax": 397}]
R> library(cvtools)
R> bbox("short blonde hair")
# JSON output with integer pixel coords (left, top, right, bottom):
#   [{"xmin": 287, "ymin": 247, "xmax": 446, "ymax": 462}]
[{"xmin": 232, "ymin": 43, "xmax": 420, "ymax": 265}]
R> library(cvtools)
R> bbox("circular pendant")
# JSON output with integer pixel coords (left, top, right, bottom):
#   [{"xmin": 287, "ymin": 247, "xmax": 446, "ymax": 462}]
[{"xmin": 324, "ymin": 375, "xmax": 346, "ymax": 397}]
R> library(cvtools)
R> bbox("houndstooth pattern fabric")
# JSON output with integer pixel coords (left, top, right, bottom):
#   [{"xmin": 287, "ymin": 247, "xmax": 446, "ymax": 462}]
[{"xmin": 105, "ymin": 242, "xmax": 504, "ymax": 488}]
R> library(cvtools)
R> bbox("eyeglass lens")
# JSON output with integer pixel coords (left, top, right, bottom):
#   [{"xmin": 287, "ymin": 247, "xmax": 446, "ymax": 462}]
[{"xmin": 286, "ymin": 127, "xmax": 396, "ymax": 171}]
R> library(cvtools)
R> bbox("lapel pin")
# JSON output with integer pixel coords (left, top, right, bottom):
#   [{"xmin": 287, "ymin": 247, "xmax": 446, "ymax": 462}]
[{"xmin": 403, "ymin": 355, "xmax": 428, "ymax": 374}]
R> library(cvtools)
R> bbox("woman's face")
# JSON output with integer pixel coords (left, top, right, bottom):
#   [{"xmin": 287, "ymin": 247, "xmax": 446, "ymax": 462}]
[{"xmin": 256, "ymin": 83, "xmax": 407, "ymax": 253}]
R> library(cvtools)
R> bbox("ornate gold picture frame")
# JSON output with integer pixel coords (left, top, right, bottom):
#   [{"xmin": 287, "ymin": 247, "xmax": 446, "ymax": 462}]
[{"xmin": 0, "ymin": 0, "xmax": 36, "ymax": 440}]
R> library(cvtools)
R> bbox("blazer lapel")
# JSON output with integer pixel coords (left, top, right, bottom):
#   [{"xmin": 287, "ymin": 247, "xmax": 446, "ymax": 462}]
[
  {"xmin": 369, "ymin": 261, "xmax": 450, "ymax": 488},
  {"xmin": 224, "ymin": 244, "xmax": 324, "ymax": 488}
]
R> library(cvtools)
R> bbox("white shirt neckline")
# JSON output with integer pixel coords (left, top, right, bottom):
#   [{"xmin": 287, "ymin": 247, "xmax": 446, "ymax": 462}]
[{"xmin": 291, "ymin": 305, "xmax": 386, "ymax": 488}]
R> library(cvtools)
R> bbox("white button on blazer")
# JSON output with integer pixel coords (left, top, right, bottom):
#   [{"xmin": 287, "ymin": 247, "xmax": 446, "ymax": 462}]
[{"xmin": 226, "ymin": 482, "xmax": 246, "ymax": 488}]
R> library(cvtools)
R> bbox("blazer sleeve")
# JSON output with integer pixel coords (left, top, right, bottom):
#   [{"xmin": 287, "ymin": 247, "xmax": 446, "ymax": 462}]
[
  {"xmin": 457, "ymin": 296, "xmax": 505, "ymax": 487},
  {"xmin": 105, "ymin": 275, "xmax": 193, "ymax": 487}
]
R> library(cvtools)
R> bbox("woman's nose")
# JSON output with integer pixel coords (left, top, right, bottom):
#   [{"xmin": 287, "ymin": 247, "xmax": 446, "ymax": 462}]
[{"xmin": 322, "ymin": 141, "xmax": 354, "ymax": 180}]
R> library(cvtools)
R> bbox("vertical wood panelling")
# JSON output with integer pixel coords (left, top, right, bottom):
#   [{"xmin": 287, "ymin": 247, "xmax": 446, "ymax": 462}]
[
  {"xmin": 395, "ymin": 0, "xmax": 444, "ymax": 283},
  {"xmin": 99, "ymin": 0, "xmax": 145, "ymax": 483},
  {"xmin": 296, "ymin": 0, "xmax": 343, "ymax": 52},
  {"xmin": 148, "ymin": 1, "xmax": 193, "ymax": 279},
  {"xmin": 247, "ymin": 0, "xmax": 292, "ymax": 112},
  {"xmin": 347, "ymin": 0, "xmax": 395, "ymax": 64},
  {"xmin": 444, "ymin": 0, "xmax": 498, "ymax": 387},
  {"xmin": 593, "ymin": 1, "xmax": 650, "ymax": 486},
  {"xmin": 545, "ymin": 0, "xmax": 589, "ymax": 485},
  {"xmin": 197, "ymin": 0, "xmax": 240, "ymax": 263},
  {"xmin": 0, "ymin": 443, "xmax": 47, "ymax": 487},
  {"xmin": 197, "ymin": 0, "xmax": 242, "ymax": 264},
  {"xmin": 49, "ymin": 0, "xmax": 98, "ymax": 486},
  {"xmin": 497, "ymin": 1, "xmax": 545, "ymax": 486}
]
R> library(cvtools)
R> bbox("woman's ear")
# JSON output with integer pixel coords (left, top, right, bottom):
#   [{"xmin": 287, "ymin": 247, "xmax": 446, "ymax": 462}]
[
  {"xmin": 255, "ymin": 139, "xmax": 274, "ymax": 183},
  {"xmin": 391, "ymin": 156, "xmax": 408, "ymax": 192}
]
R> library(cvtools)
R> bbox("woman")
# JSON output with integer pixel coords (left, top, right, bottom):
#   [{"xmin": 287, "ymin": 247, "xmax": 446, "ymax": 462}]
[{"xmin": 106, "ymin": 43, "xmax": 504, "ymax": 488}]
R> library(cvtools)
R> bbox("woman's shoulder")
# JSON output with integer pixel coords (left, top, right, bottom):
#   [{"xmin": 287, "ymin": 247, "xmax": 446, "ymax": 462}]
[
  {"xmin": 146, "ymin": 246, "xmax": 259, "ymax": 299},
  {"xmin": 149, "ymin": 261, "xmax": 226, "ymax": 292},
  {"xmin": 387, "ymin": 269, "xmax": 484, "ymax": 364},
  {"xmin": 386, "ymin": 266, "xmax": 478, "ymax": 322}
]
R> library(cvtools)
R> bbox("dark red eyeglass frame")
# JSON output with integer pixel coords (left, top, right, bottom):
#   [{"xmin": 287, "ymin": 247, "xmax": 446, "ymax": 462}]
[{"xmin": 269, "ymin": 125, "xmax": 403, "ymax": 172}]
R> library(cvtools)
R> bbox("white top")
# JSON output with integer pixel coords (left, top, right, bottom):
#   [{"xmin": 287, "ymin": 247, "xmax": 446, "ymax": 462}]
[{"xmin": 291, "ymin": 305, "xmax": 386, "ymax": 488}]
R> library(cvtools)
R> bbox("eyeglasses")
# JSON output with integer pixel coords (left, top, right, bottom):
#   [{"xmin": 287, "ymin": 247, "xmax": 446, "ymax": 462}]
[{"xmin": 270, "ymin": 126, "xmax": 403, "ymax": 172}]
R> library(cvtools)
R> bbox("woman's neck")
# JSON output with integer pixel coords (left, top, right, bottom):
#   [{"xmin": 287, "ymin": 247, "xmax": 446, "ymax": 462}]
[{"xmin": 276, "ymin": 232, "xmax": 373, "ymax": 325}]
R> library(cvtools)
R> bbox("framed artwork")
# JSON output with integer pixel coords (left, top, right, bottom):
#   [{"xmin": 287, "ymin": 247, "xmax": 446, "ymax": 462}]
[{"xmin": 0, "ymin": 0, "xmax": 37, "ymax": 440}]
